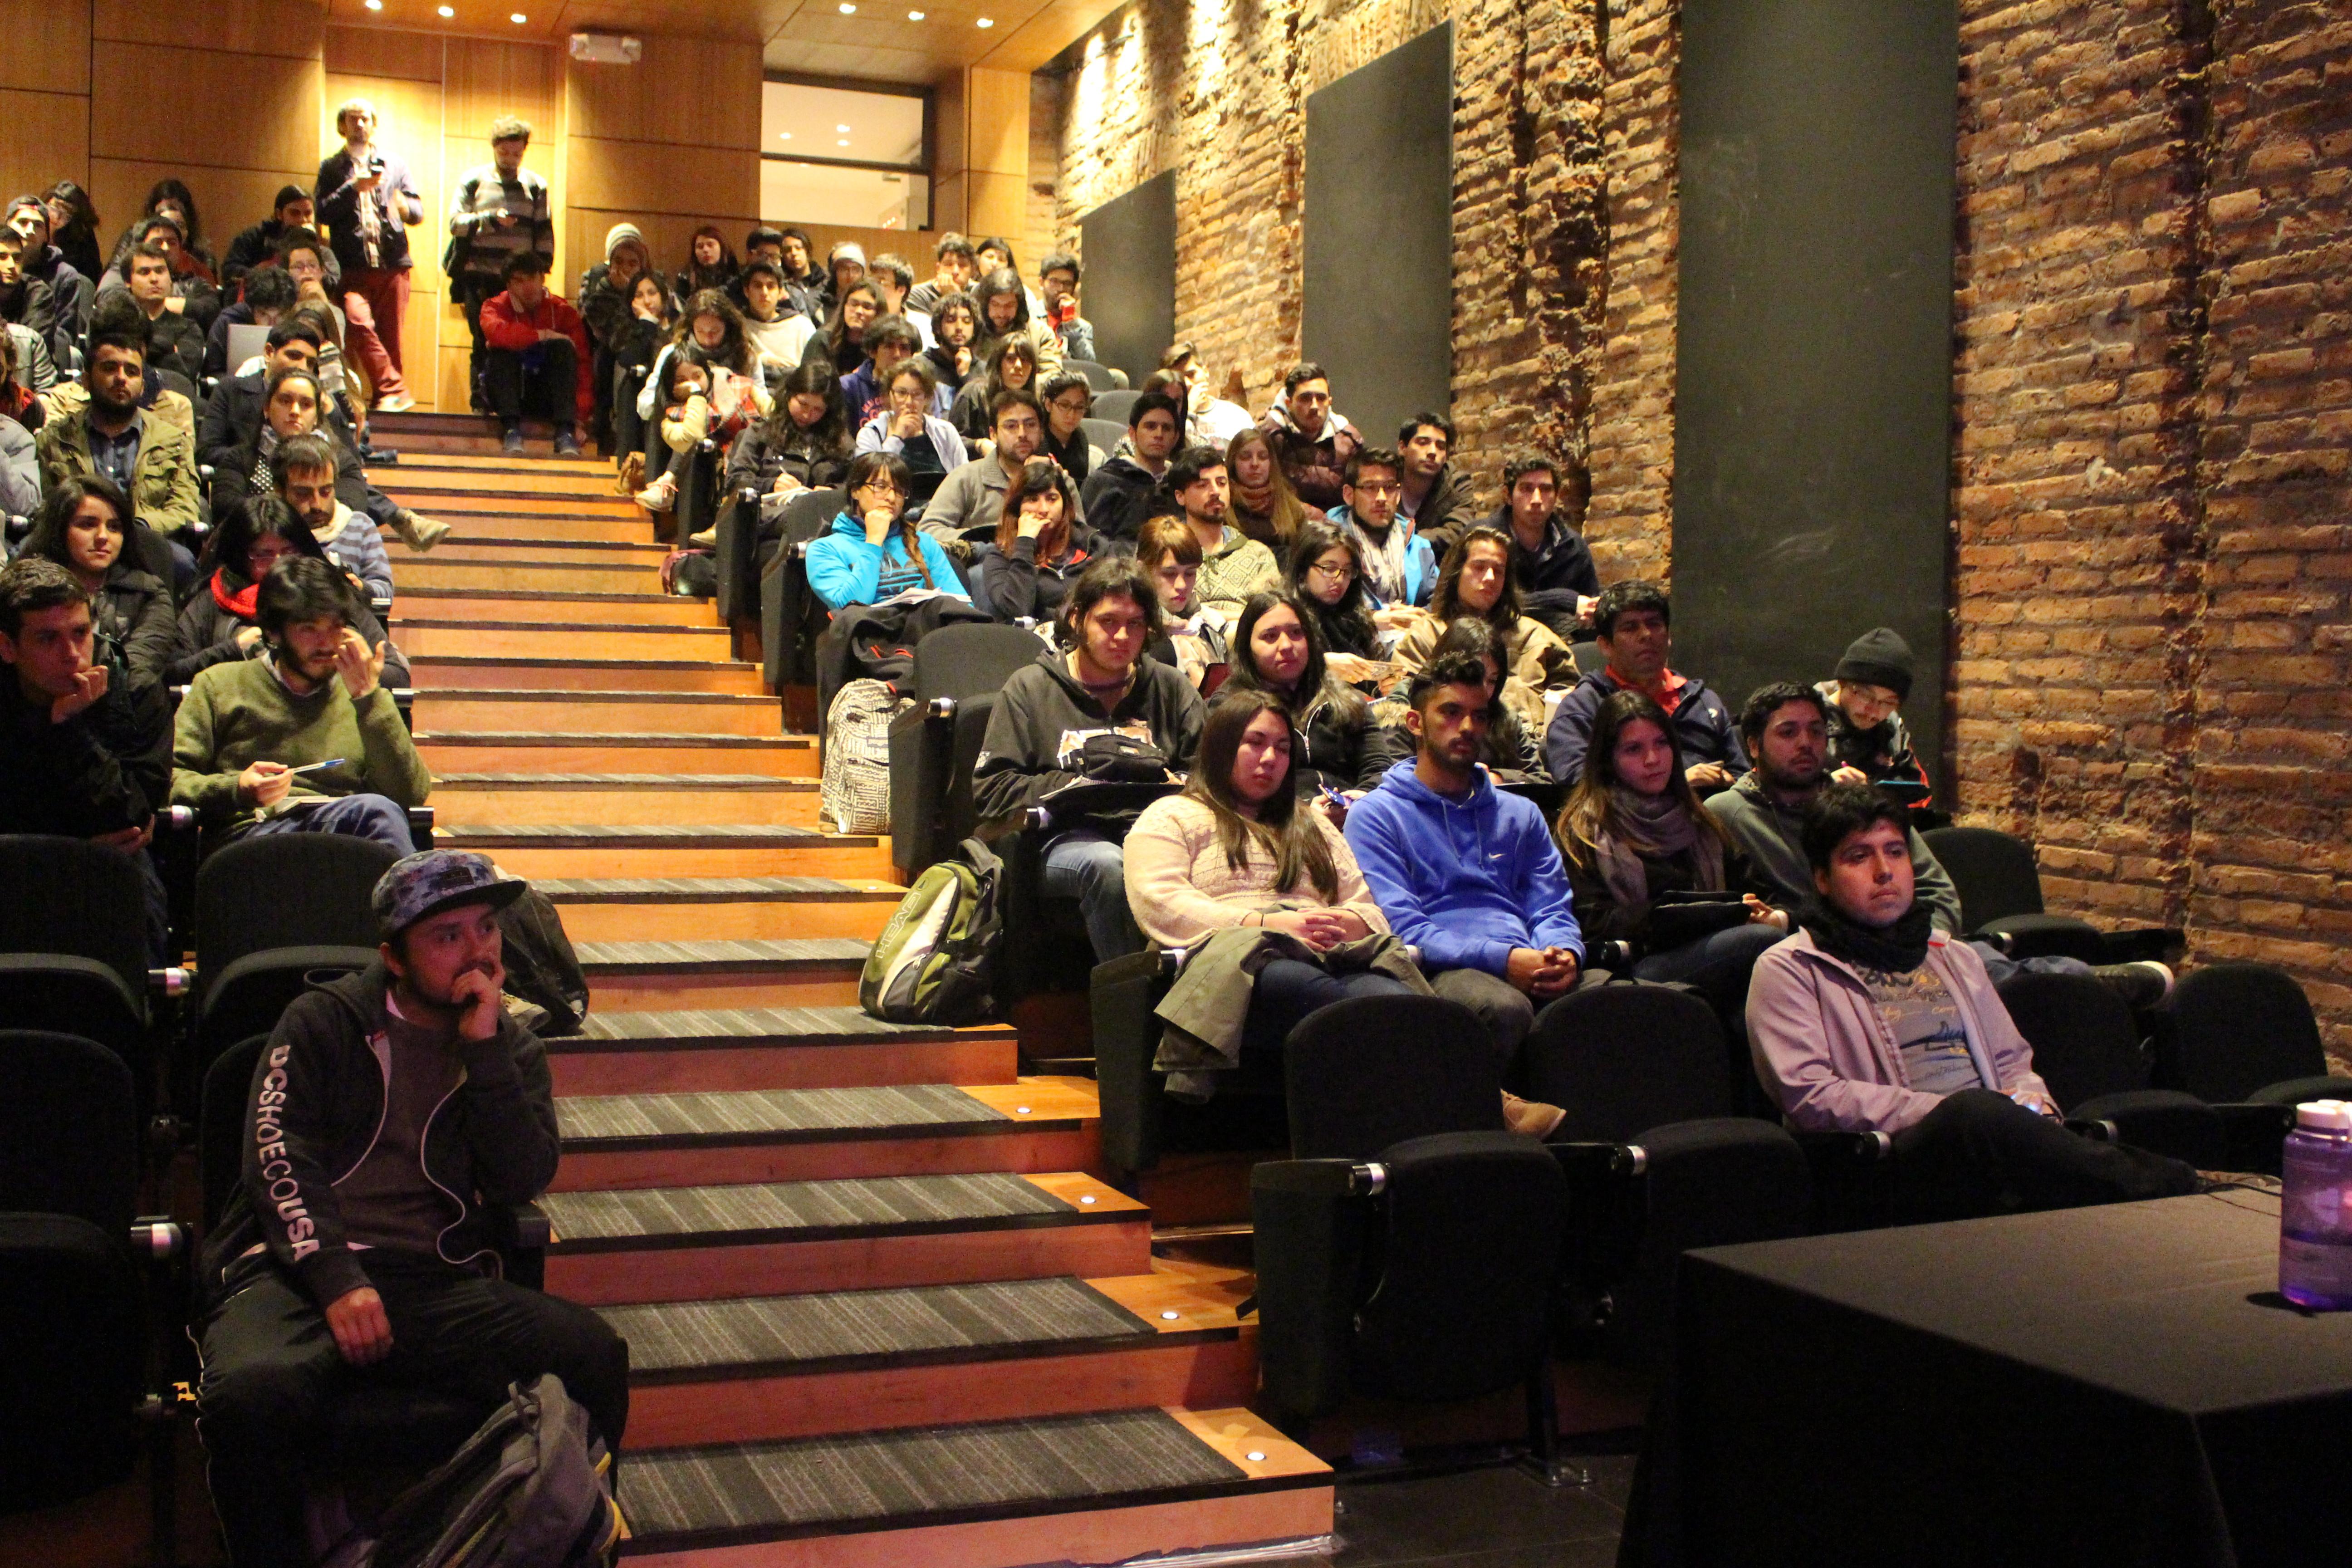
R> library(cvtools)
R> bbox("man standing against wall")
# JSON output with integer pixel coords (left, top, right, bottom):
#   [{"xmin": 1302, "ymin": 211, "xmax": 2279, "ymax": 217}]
[
  {"xmin": 448, "ymin": 118, "xmax": 554, "ymax": 415},
  {"xmin": 316, "ymin": 98, "xmax": 422, "ymax": 414}
]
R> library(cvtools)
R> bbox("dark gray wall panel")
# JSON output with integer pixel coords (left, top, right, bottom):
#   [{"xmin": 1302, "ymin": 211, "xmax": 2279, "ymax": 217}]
[
  {"xmin": 1672, "ymin": 0, "xmax": 1959, "ymax": 794},
  {"xmin": 1303, "ymin": 22, "xmax": 1453, "ymax": 452},
  {"xmin": 1079, "ymin": 171, "xmax": 1177, "ymax": 388}
]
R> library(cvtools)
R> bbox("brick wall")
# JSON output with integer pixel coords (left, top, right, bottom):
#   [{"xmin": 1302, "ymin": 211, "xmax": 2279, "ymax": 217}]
[{"xmin": 1046, "ymin": 0, "xmax": 2352, "ymax": 1059}]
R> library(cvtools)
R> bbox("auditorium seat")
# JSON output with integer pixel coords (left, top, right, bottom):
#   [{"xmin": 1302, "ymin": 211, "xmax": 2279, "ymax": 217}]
[
  {"xmin": 2156, "ymin": 962, "xmax": 2352, "ymax": 1114},
  {"xmin": 1080, "ymin": 416, "xmax": 1127, "ymax": 457},
  {"xmin": 998, "ymin": 780, "xmax": 1181, "ymax": 1006},
  {"xmin": 1924, "ymin": 826, "xmax": 2179, "ymax": 965},
  {"xmin": 888, "ymin": 622, "xmax": 1051, "ymax": 878},
  {"xmin": 758, "ymin": 486, "xmax": 849, "ymax": 703},
  {"xmin": 1994, "ymin": 971, "xmax": 2227, "ymax": 1170},
  {"xmin": 1062, "ymin": 358, "xmax": 1117, "ymax": 392},
  {"xmin": 0, "ymin": 836, "xmax": 172, "ymax": 1091},
  {"xmin": 1091, "ymin": 388, "xmax": 1140, "ymax": 426}
]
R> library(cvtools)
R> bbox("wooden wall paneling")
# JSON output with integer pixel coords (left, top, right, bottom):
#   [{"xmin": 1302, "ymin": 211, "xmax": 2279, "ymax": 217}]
[
  {"xmin": 934, "ymin": 69, "xmax": 968, "ymax": 181},
  {"xmin": 90, "ymin": 44, "xmax": 323, "ymax": 172},
  {"xmin": 565, "ymin": 35, "xmax": 760, "ymax": 150},
  {"xmin": 0, "ymin": 88, "xmax": 92, "ymax": 202},
  {"xmin": 965, "ymin": 68, "xmax": 1029, "ymax": 178},
  {"xmin": 932, "ymin": 171, "xmax": 969, "ymax": 237},
  {"xmin": 324, "ymin": 24, "xmax": 445, "ymax": 82},
  {"xmin": 566, "ymin": 137, "xmax": 755, "ymax": 218},
  {"xmin": 92, "ymin": 0, "xmax": 324, "ymax": 59},
  {"xmin": 445, "ymin": 37, "xmax": 562, "ymax": 138},
  {"xmin": 86, "ymin": 162, "xmax": 316, "ymax": 263},
  {"xmin": 0, "ymin": 0, "xmax": 92, "ymax": 95},
  {"xmin": 798, "ymin": 222, "xmax": 933, "ymax": 274},
  {"xmin": 963, "ymin": 172, "xmax": 1028, "ymax": 243}
]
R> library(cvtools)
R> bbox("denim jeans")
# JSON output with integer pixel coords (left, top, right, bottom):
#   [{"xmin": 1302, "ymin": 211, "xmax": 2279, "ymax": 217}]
[
  {"xmin": 241, "ymin": 792, "xmax": 416, "ymax": 855},
  {"xmin": 1039, "ymin": 829, "xmax": 1140, "ymax": 961}
]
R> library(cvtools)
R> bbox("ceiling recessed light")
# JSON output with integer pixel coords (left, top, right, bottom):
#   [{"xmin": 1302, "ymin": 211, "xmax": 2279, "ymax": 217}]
[
  {"xmin": 837, "ymin": 138, "xmax": 850, "ymax": 147},
  {"xmin": 907, "ymin": 8, "xmax": 924, "ymax": 16},
  {"xmin": 510, "ymin": 10, "xmax": 526, "ymax": 20},
  {"xmin": 838, "ymin": 2, "xmax": 855, "ymax": 10},
  {"xmin": 363, "ymin": 0, "xmax": 382, "ymax": 9},
  {"xmin": 976, "ymin": 14, "xmax": 994, "ymax": 24},
  {"xmin": 436, "ymin": 4, "xmax": 453, "ymax": 14},
  {"xmin": 779, "ymin": 132, "xmax": 792, "ymax": 140},
  {"xmin": 837, "ymin": 124, "xmax": 851, "ymax": 132}
]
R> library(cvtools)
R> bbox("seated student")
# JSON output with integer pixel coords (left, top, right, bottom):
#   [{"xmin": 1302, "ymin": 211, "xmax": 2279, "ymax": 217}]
[
  {"xmin": 1284, "ymin": 520, "xmax": 1386, "ymax": 680},
  {"xmin": 477, "ymin": 251, "xmax": 588, "ymax": 456},
  {"xmin": 839, "ymin": 314, "xmax": 927, "ymax": 425},
  {"xmin": 577, "ymin": 223, "xmax": 658, "ymax": 440},
  {"xmin": 1258, "ymin": 363, "xmax": 1360, "ymax": 512},
  {"xmin": 202, "ymin": 321, "xmax": 343, "ymax": 471},
  {"xmin": 1228, "ymin": 426, "xmax": 1324, "ymax": 548},
  {"xmin": 1491, "ymin": 448, "xmax": 1599, "ymax": 641},
  {"xmin": 947, "ymin": 336, "xmax": 1038, "ymax": 446},
  {"xmin": 1161, "ymin": 343, "xmax": 1257, "ymax": 450},
  {"xmin": 220, "ymin": 184, "xmax": 314, "ymax": 290},
  {"xmin": 674, "ymin": 224, "xmax": 739, "ymax": 317},
  {"xmin": 202, "ymin": 262, "xmax": 298, "ymax": 380},
  {"xmin": 101, "ymin": 213, "xmax": 222, "ymax": 331},
  {"xmin": 922, "ymin": 291, "xmax": 982, "ymax": 397},
  {"xmin": 776, "ymin": 227, "xmax": 827, "ymax": 321},
  {"xmin": 807, "ymin": 451, "xmax": 967, "ymax": 614},
  {"xmin": 36, "ymin": 315, "xmax": 203, "ymax": 574},
  {"xmin": 1039, "ymin": 372, "xmax": 1104, "ymax": 484},
  {"xmin": 918, "ymin": 388, "xmax": 1054, "ymax": 544},
  {"xmin": 808, "ymin": 280, "xmax": 884, "ymax": 376},
  {"xmin": 972, "ymin": 556, "xmax": 1206, "ymax": 961},
  {"xmin": 20, "ymin": 475, "xmax": 182, "ymax": 693},
  {"xmin": 905, "ymin": 232, "xmax": 977, "ymax": 317},
  {"xmin": 0, "ymin": 557, "xmax": 174, "ymax": 960},
  {"xmin": 737, "ymin": 257, "xmax": 818, "ymax": 375},
  {"xmin": 0, "ymin": 226, "xmax": 60, "ymax": 361},
  {"xmin": 1221, "ymin": 591, "xmax": 1383, "ymax": 796},
  {"xmin": 640, "ymin": 348, "xmax": 773, "ymax": 520},
  {"xmin": 607, "ymin": 270, "xmax": 673, "ymax": 468},
  {"xmin": 1747, "ymin": 783, "xmax": 2197, "ymax": 1218},
  {"xmin": 1344, "ymin": 652, "xmax": 1584, "ymax": 1086},
  {"xmin": 1392, "ymin": 525, "xmax": 1576, "ymax": 730},
  {"xmin": 972, "ymin": 458, "xmax": 1102, "ymax": 623},
  {"xmin": 821, "ymin": 240, "xmax": 867, "ymax": 317},
  {"xmin": 1136, "ymin": 514, "xmax": 1230, "ymax": 692},
  {"xmin": 7, "ymin": 194, "xmax": 93, "ymax": 357},
  {"xmin": 1123, "ymin": 688, "xmax": 1409, "ymax": 1079},
  {"xmin": 211, "ymin": 369, "xmax": 399, "ymax": 586},
  {"xmin": 1820, "ymin": 627, "xmax": 1932, "ymax": 800},
  {"xmin": 971, "ymin": 265, "xmax": 1063, "ymax": 377},
  {"xmin": 1362, "ymin": 617, "xmax": 1548, "ymax": 782},
  {"xmin": 1543, "ymin": 579, "xmax": 1745, "ymax": 789},
  {"xmin": 637, "ymin": 290, "xmax": 763, "ymax": 503},
  {"xmin": 1078, "ymin": 391, "xmax": 1183, "ymax": 547},
  {"xmin": 1556, "ymin": 689, "xmax": 1788, "ymax": 1024},
  {"xmin": 172, "ymin": 498, "xmax": 406, "ymax": 687},
  {"xmin": 724, "ymin": 358, "xmax": 854, "ymax": 532},
  {"xmin": 116, "ymin": 238, "xmax": 210, "ymax": 385},
  {"xmin": 172, "ymin": 553, "xmax": 430, "ymax": 853},
  {"xmin": 867, "ymin": 253, "xmax": 926, "ymax": 337},
  {"xmin": 1166, "ymin": 445, "xmax": 1280, "ymax": 611},
  {"xmin": 1328, "ymin": 446, "xmax": 1438, "ymax": 612},
  {"xmin": 194, "ymin": 849, "xmax": 629, "ymax": 1568},
  {"xmin": 4, "ymin": 311, "xmax": 55, "ymax": 405},
  {"xmin": 1036, "ymin": 251, "xmax": 1095, "ymax": 363},
  {"xmin": 853, "ymin": 358, "xmax": 967, "ymax": 510},
  {"xmin": 1394, "ymin": 412, "xmax": 1480, "ymax": 559},
  {"xmin": 267, "ymin": 430, "xmax": 395, "ymax": 608}
]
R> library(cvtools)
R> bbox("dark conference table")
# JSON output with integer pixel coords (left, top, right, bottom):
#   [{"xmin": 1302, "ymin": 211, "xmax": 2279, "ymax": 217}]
[{"xmin": 1626, "ymin": 1191, "xmax": 2352, "ymax": 1567}]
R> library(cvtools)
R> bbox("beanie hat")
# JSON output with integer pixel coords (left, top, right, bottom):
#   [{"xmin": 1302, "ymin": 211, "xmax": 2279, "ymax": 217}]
[
  {"xmin": 604, "ymin": 222, "xmax": 647, "ymax": 264},
  {"xmin": 1835, "ymin": 627, "xmax": 1915, "ymax": 701},
  {"xmin": 829, "ymin": 240, "xmax": 867, "ymax": 270}
]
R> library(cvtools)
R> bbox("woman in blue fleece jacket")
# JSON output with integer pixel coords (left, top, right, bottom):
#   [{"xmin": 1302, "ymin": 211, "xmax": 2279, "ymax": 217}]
[{"xmin": 805, "ymin": 450, "xmax": 967, "ymax": 612}]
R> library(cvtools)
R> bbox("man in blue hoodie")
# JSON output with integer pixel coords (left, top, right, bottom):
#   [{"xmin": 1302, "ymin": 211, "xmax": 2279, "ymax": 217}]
[{"xmin": 1346, "ymin": 652, "xmax": 1585, "ymax": 1065}]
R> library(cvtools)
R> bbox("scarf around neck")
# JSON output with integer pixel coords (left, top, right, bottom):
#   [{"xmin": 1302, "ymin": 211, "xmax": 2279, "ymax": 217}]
[
  {"xmin": 210, "ymin": 569, "xmax": 260, "ymax": 621},
  {"xmin": 1592, "ymin": 787, "xmax": 1723, "ymax": 908},
  {"xmin": 1799, "ymin": 893, "xmax": 1934, "ymax": 975}
]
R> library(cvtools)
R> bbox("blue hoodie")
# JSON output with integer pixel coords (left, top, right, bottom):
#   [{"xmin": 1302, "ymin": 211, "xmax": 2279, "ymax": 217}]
[
  {"xmin": 1343, "ymin": 759, "xmax": 1583, "ymax": 977},
  {"xmin": 805, "ymin": 510, "xmax": 969, "ymax": 612}
]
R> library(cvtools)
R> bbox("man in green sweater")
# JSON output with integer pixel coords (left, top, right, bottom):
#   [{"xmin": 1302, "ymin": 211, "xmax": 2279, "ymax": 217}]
[{"xmin": 172, "ymin": 554, "xmax": 431, "ymax": 851}]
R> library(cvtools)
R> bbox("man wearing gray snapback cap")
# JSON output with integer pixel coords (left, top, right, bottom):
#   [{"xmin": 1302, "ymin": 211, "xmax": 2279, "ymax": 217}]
[{"xmin": 194, "ymin": 851, "xmax": 628, "ymax": 1568}]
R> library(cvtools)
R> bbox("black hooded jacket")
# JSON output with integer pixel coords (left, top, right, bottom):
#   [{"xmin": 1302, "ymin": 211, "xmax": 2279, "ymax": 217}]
[{"xmin": 971, "ymin": 642, "xmax": 1205, "ymax": 825}]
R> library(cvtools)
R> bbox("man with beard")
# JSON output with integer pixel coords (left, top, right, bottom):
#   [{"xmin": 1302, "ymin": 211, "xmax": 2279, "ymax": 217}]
[
  {"xmin": 1542, "ymin": 578, "xmax": 1744, "ymax": 789},
  {"xmin": 921, "ymin": 389, "xmax": 1081, "ymax": 544},
  {"xmin": 171, "ymin": 554, "xmax": 431, "ymax": 853},
  {"xmin": 1258, "ymin": 362, "xmax": 1360, "ymax": 511},
  {"xmin": 1747, "ymin": 782, "xmax": 2197, "ymax": 1218},
  {"xmin": 36, "ymin": 319, "xmax": 203, "ymax": 579},
  {"xmin": 1491, "ymin": 448, "xmax": 1599, "ymax": 642},
  {"xmin": 973, "ymin": 556, "xmax": 1204, "ymax": 961},
  {"xmin": 117, "ymin": 240, "xmax": 211, "ymax": 384},
  {"xmin": 1077, "ymin": 390, "xmax": 1182, "ymax": 547},
  {"xmin": 1326, "ymin": 446, "xmax": 1437, "ymax": 609},
  {"xmin": 1166, "ymin": 446, "xmax": 1278, "ymax": 613},
  {"xmin": 1392, "ymin": 412, "xmax": 1480, "ymax": 561},
  {"xmin": 194, "ymin": 848, "xmax": 628, "ymax": 1568}
]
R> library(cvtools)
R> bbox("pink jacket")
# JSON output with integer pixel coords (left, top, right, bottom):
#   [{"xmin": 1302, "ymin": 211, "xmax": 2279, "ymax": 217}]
[{"xmin": 1746, "ymin": 927, "xmax": 2052, "ymax": 1135}]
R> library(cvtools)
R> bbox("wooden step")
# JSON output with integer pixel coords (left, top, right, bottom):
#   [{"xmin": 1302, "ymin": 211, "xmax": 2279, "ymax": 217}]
[
  {"xmin": 550, "ymin": 1078, "xmax": 1098, "ymax": 1190},
  {"xmin": 435, "ymin": 822, "xmax": 885, "ymax": 877},
  {"xmin": 608, "ymin": 1262, "xmax": 1252, "ymax": 1448},
  {"xmin": 539, "ymin": 1171, "xmax": 1147, "ymax": 1305},
  {"xmin": 417, "ymin": 732, "xmax": 810, "ymax": 777},
  {"xmin": 616, "ymin": 1407, "xmax": 1331, "ymax": 1566},
  {"xmin": 375, "ymin": 466, "xmax": 619, "ymax": 499},
  {"xmin": 414, "ymin": 690, "xmax": 778, "ymax": 737},
  {"xmin": 391, "ymin": 537, "xmax": 670, "ymax": 564},
  {"xmin": 432, "ymin": 774, "xmax": 819, "ymax": 827},
  {"xmin": 387, "ymin": 493, "xmax": 641, "ymax": 519},
  {"xmin": 538, "ymin": 875, "xmax": 903, "ymax": 942},
  {"xmin": 398, "ymin": 511, "xmax": 648, "ymax": 543},
  {"xmin": 398, "ymin": 621, "xmax": 730, "ymax": 661},
  {"xmin": 544, "ymin": 1006, "xmax": 1018, "ymax": 1096},
  {"xmin": 379, "ymin": 450, "xmax": 611, "ymax": 475},
  {"xmin": 409, "ymin": 655, "xmax": 764, "ymax": 694},
  {"xmin": 395, "ymin": 590, "xmax": 711, "ymax": 627},
  {"xmin": 394, "ymin": 559, "xmax": 664, "ymax": 593},
  {"xmin": 578, "ymin": 936, "xmax": 870, "ymax": 1011}
]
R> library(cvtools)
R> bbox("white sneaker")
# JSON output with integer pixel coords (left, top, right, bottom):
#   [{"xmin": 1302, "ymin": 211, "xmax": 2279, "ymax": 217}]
[
  {"xmin": 635, "ymin": 475, "xmax": 677, "ymax": 513},
  {"xmin": 376, "ymin": 392, "xmax": 416, "ymax": 414}
]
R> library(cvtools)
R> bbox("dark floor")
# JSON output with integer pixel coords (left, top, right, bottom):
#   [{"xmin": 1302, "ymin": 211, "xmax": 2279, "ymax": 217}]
[{"xmin": 1300, "ymin": 1450, "xmax": 1637, "ymax": 1567}]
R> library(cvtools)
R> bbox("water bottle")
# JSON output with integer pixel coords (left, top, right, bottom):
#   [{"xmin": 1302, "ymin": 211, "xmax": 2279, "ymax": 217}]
[{"xmin": 2278, "ymin": 1099, "xmax": 2352, "ymax": 1310}]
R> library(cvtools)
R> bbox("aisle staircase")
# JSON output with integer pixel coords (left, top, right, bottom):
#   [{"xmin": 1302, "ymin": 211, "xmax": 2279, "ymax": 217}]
[{"xmin": 371, "ymin": 412, "xmax": 1333, "ymax": 1567}]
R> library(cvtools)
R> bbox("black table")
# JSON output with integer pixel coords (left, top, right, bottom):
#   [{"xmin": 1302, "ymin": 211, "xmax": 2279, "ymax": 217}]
[{"xmin": 1626, "ymin": 1191, "xmax": 2352, "ymax": 1567}]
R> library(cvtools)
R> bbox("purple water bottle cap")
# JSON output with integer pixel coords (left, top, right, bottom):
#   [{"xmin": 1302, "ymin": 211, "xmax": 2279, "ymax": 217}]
[{"xmin": 2295, "ymin": 1100, "xmax": 2352, "ymax": 1133}]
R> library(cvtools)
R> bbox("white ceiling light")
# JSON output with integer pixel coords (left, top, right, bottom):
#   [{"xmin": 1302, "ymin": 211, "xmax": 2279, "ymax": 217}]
[
  {"xmin": 907, "ymin": 8, "xmax": 924, "ymax": 15},
  {"xmin": 436, "ymin": 4, "xmax": 453, "ymax": 14},
  {"xmin": 363, "ymin": 0, "xmax": 382, "ymax": 9},
  {"xmin": 510, "ymin": 10, "xmax": 528, "ymax": 20},
  {"xmin": 837, "ymin": 138, "xmax": 850, "ymax": 147},
  {"xmin": 975, "ymin": 14, "xmax": 994, "ymax": 24}
]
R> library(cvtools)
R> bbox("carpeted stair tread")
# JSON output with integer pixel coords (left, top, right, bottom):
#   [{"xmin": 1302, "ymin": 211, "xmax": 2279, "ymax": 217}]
[
  {"xmin": 416, "ymin": 730, "xmax": 804, "ymax": 747},
  {"xmin": 605, "ymin": 1276, "xmax": 1154, "ymax": 1377},
  {"xmin": 558, "ymin": 1083, "xmax": 1004, "ymax": 1146},
  {"xmin": 436, "ymin": 773, "xmax": 813, "ymax": 789},
  {"xmin": 436, "ymin": 823, "xmax": 852, "ymax": 846},
  {"xmin": 564, "ymin": 1005, "xmax": 988, "ymax": 1045},
  {"xmin": 619, "ymin": 1408, "xmax": 1248, "ymax": 1545},
  {"xmin": 538, "ymin": 876, "xmax": 893, "ymax": 901},
  {"xmin": 540, "ymin": 1171, "xmax": 1069, "ymax": 1247},
  {"xmin": 574, "ymin": 938, "xmax": 870, "ymax": 972},
  {"xmin": 417, "ymin": 689, "xmax": 774, "ymax": 703}
]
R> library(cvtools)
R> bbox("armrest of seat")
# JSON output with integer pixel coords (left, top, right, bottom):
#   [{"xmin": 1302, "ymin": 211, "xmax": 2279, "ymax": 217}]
[
  {"xmin": 1250, "ymin": 1158, "xmax": 1375, "ymax": 1426},
  {"xmin": 715, "ymin": 485, "xmax": 760, "ymax": 621},
  {"xmin": 760, "ymin": 548, "xmax": 790, "ymax": 694},
  {"xmin": 1091, "ymin": 949, "xmax": 1183, "ymax": 1181},
  {"xmin": 2097, "ymin": 926, "xmax": 2185, "ymax": 965},
  {"xmin": 2065, "ymin": 1088, "xmax": 2225, "ymax": 1169},
  {"xmin": 2213, "ymin": 1102, "xmax": 2293, "ymax": 1178},
  {"xmin": 502, "ymin": 1201, "xmax": 551, "ymax": 1291},
  {"xmin": 888, "ymin": 698, "xmax": 956, "ymax": 877},
  {"xmin": 408, "ymin": 804, "xmax": 434, "ymax": 849},
  {"xmin": 1548, "ymin": 1142, "xmax": 1647, "ymax": 1300},
  {"xmin": 1792, "ymin": 1128, "xmax": 1895, "ymax": 1234}
]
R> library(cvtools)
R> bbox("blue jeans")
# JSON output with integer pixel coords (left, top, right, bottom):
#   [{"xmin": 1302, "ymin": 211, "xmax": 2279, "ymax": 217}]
[
  {"xmin": 1039, "ymin": 829, "xmax": 1140, "ymax": 961},
  {"xmin": 1971, "ymin": 944, "xmax": 2092, "ymax": 985},
  {"xmin": 1633, "ymin": 921, "xmax": 1786, "ymax": 1017},
  {"xmin": 241, "ymin": 793, "xmax": 416, "ymax": 856},
  {"xmin": 1244, "ymin": 959, "xmax": 1414, "ymax": 1055}
]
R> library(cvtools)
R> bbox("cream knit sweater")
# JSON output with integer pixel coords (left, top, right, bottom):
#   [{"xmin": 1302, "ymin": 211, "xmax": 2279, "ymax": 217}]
[{"xmin": 1122, "ymin": 792, "xmax": 1389, "ymax": 950}]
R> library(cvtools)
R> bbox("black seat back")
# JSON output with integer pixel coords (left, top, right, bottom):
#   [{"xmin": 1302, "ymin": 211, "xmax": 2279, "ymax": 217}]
[
  {"xmin": 0, "ymin": 1214, "xmax": 143, "ymax": 1512},
  {"xmin": 1995, "ymin": 970, "xmax": 2146, "ymax": 1111},
  {"xmin": 767, "ymin": 486, "xmax": 850, "ymax": 691},
  {"xmin": 0, "ymin": 1031, "xmax": 138, "ymax": 1239},
  {"xmin": 1523, "ymin": 984, "xmax": 1733, "ymax": 1142},
  {"xmin": 196, "ymin": 833, "xmax": 399, "ymax": 979},
  {"xmin": 1285, "ymin": 995, "xmax": 1501, "ymax": 1161},
  {"xmin": 1921, "ymin": 826, "xmax": 2047, "ymax": 929},
  {"xmin": 1569, "ymin": 639, "xmax": 1603, "ymax": 676},
  {"xmin": 201, "ymin": 1034, "xmax": 272, "ymax": 1229},
  {"xmin": 2161, "ymin": 962, "xmax": 2327, "ymax": 1103},
  {"xmin": 0, "ymin": 835, "xmax": 149, "ymax": 998},
  {"xmin": 915, "ymin": 622, "xmax": 1047, "ymax": 703}
]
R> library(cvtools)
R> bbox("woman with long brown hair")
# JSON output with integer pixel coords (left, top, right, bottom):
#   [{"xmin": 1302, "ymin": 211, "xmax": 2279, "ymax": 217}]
[
  {"xmin": 1227, "ymin": 426, "xmax": 1322, "ymax": 547},
  {"xmin": 973, "ymin": 457, "xmax": 1102, "ymax": 623},
  {"xmin": 1392, "ymin": 524, "xmax": 1576, "ymax": 721}
]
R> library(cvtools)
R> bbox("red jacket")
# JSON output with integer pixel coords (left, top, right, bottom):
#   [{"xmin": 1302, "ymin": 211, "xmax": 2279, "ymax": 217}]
[{"xmin": 479, "ymin": 289, "xmax": 593, "ymax": 422}]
